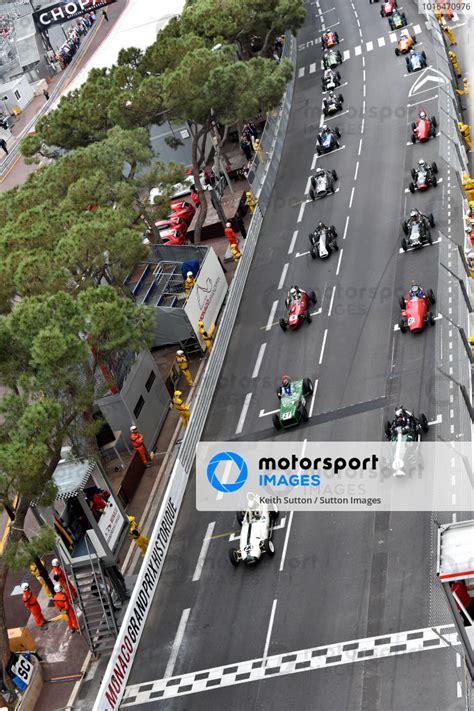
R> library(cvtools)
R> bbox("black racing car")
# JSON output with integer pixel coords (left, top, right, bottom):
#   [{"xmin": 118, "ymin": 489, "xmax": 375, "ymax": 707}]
[
  {"xmin": 309, "ymin": 223, "xmax": 339, "ymax": 259},
  {"xmin": 323, "ymin": 92, "xmax": 344, "ymax": 116},
  {"xmin": 384, "ymin": 409, "xmax": 429, "ymax": 441},
  {"xmin": 406, "ymin": 49, "xmax": 427, "ymax": 72},
  {"xmin": 409, "ymin": 161, "xmax": 438, "ymax": 193},
  {"xmin": 309, "ymin": 168, "xmax": 338, "ymax": 200},
  {"xmin": 316, "ymin": 126, "xmax": 341, "ymax": 154},
  {"xmin": 321, "ymin": 68, "xmax": 341, "ymax": 91},
  {"xmin": 401, "ymin": 209, "xmax": 435, "ymax": 251}
]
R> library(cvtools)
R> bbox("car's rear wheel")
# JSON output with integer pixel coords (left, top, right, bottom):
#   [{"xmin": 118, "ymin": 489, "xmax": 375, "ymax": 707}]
[
  {"xmin": 316, "ymin": 146, "xmax": 322, "ymax": 155},
  {"xmin": 336, "ymin": 71, "xmax": 341, "ymax": 80},
  {"xmin": 427, "ymin": 288, "xmax": 436, "ymax": 304},
  {"xmin": 399, "ymin": 295, "xmax": 406, "ymax": 309},
  {"xmin": 272, "ymin": 413, "xmax": 282, "ymax": 431},
  {"xmin": 279, "ymin": 318, "xmax": 287, "ymax": 331},
  {"xmin": 236, "ymin": 511, "xmax": 244, "ymax": 526},
  {"xmin": 310, "ymin": 290, "xmax": 317, "ymax": 304},
  {"xmin": 429, "ymin": 213, "xmax": 435, "ymax": 227},
  {"xmin": 338, "ymin": 94, "xmax": 344, "ymax": 103},
  {"xmin": 401, "ymin": 237, "xmax": 408, "ymax": 252},
  {"xmin": 332, "ymin": 169, "xmax": 338, "ymax": 180},
  {"xmin": 270, "ymin": 510, "xmax": 279, "ymax": 523},
  {"xmin": 422, "ymin": 50, "xmax": 426, "ymax": 59},
  {"xmin": 411, "ymin": 132, "xmax": 417, "ymax": 143},
  {"xmin": 431, "ymin": 161, "xmax": 438, "ymax": 173},
  {"xmin": 263, "ymin": 539, "xmax": 275, "ymax": 557},
  {"xmin": 399, "ymin": 319, "xmax": 407, "ymax": 333},
  {"xmin": 407, "ymin": 64, "xmax": 412, "ymax": 73},
  {"xmin": 384, "ymin": 420, "xmax": 392, "ymax": 438},
  {"xmin": 420, "ymin": 413, "xmax": 429, "ymax": 433},
  {"xmin": 333, "ymin": 241, "xmax": 339, "ymax": 251},
  {"xmin": 402, "ymin": 220, "xmax": 409, "ymax": 235},
  {"xmin": 429, "ymin": 312, "xmax": 435, "ymax": 325},
  {"xmin": 310, "ymin": 248, "xmax": 318, "ymax": 260},
  {"xmin": 305, "ymin": 310, "xmax": 312, "ymax": 324},
  {"xmin": 409, "ymin": 182, "xmax": 415, "ymax": 193},
  {"xmin": 411, "ymin": 166, "xmax": 417, "ymax": 177},
  {"xmin": 395, "ymin": 48, "xmax": 400, "ymax": 55},
  {"xmin": 303, "ymin": 378, "xmax": 314, "ymax": 395},
  {"xmin": 300, "ymin": 404, "xmax": 309, "ymax": 422},
  {"xmin": 432, "ymin": 175, "xmax": 437, "ymax": 187},
  {"xmin": 427, "ymin": 233, "xmax": 433, "ymax": 244},
  {"xmin": 330, "ymin": 225, "xmax": 338, "ymax": 237},
  {"xmin": 335, "ymin": 127, "xmax": 341, "ymax": 137},
  {"xmin": 431, "ymin": 115, "xmax": 437, "ymax": 128},
  {"xmin": 229, "ymin": 548, "xmax": 240, "ymax": 566},
  {"xmin": 412, "ymin": 35, "xmax": 417, "ymax": 43},
  {"xmin": 309, "ymin": 188, "xmax": 316, "ymax": 201}
]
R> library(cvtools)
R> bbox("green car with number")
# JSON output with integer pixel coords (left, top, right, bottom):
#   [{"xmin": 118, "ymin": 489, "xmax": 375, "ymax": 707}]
[
  {"xmin": 389, "ymin": 10, "xmax": 407, "ymax": 30},
  {"xmin": 323, "ymin": 49, "xmax": 342, "ymax": 69},
  {"xmin": 273, "ymin": 378, "xmax": 314, "ymax": 431}
]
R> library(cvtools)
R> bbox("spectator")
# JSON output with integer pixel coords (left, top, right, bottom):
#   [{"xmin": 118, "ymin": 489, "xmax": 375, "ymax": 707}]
[
  {"xmin": 43, "ymin": 89, "xmax": 50, "ymax": 101},
  {"xmin": 102, "ymin": 9, "xmax": 109, "ymax": 21},
  {"xmin": 0, "ymin": 137, "xmax": 8, "ymax": 156},
  {"xmin": 240, "ymin": 135, "xmax": 252, "ymax": 161}
]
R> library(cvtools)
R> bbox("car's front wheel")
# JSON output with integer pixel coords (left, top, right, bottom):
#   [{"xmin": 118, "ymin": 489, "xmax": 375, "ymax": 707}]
[
  {"xmin": 420, "ymin": 413, "xmax": 429, "ymax": 432},
  {"xmin": 429, "ymin": 213, "xmax": 435, "ymax": 227},
  {"xmin": 399, "ymin": 319, "xmax": 407, "ymax": 333},
  {"xmin": 305, "ymin": 310, "xmax": 312, "ymax": 324},
  {"xmin": 272, "ymin": 413, "xmax": 282, "ymax": 430},
  {"xmin": 429, "ymin": 312, "xmax": 435, "ymax": 325},
  {"xmin": 399, "ymin": 295, "xmax": 406, "ymax": 309},
  {"xmin": 236, "ymin": 511, "xmax": 244, "ymax": 526},
  {"xmin": 300, "ymin": 404, "xmax": 309, "ymax": 422},
  {"xmin": 303, "ymin": 378, "xmax": 314, "ymax": 395},
  {"xmin": 401, "ymin": 238, "xmax": 408, "ymax": 252},
  {"xmin": 332, "ymin": 169, "xmax": 338, "ymax": 180},
  {"xmin": 310, "ymin": 248, "xmax": 318, "ymax": 260},
  {"xmin": 310, "ymin": 290, "xmax": 317, "ymax": 304},
  {"xmin": 279, "ymin": 318, "xmax": 287, "ymax": 331},
  {"xmin": 409, "ymin": 182, "xmax": 415, "ymax": 193},
  {"xmin": 229, "ymin": 548, "xmax": 240, "ymax": 566}
]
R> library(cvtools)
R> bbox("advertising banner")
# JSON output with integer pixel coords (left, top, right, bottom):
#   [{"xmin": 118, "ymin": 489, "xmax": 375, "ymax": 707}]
[
  {"xmin": 34, "ymin": 0, "xmax": 116, "ymax": 29},
  {"xmin": 183, "ymin": 247, "xmax": 227, "ymax": 348},
  {"xmin": 196, "ymin": 441, "xmax": 474, "ymax": 511}
]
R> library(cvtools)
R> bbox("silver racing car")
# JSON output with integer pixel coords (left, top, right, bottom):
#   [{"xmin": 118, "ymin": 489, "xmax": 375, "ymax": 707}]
[{"xmin": 229, "ymin": 494, "xmax": 279, "ymax": 566}]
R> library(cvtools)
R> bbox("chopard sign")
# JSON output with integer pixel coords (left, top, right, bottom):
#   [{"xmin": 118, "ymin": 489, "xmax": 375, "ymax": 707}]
[{"xmin": 34, "ymin": 0, "xmax": 116, "ymax": 28}]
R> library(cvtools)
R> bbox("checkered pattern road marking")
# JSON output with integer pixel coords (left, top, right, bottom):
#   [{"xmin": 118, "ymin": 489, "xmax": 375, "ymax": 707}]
[
  {"xmin": 122, "ymin": 626, "xmax": 458, "ymax": 706},
  {"xmin": 301, "ymin": 24, "xmax": 422, "ymax": 77}
]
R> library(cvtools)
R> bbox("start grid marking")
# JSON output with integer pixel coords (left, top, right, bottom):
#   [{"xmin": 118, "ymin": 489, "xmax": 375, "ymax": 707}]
[
  {"xmin": 121, "ymin": 626, "xmax": 458, "ymax": 705},
  {"xmin": 298, "ymin": 25, "xmax": 422, "ymax": 77}
]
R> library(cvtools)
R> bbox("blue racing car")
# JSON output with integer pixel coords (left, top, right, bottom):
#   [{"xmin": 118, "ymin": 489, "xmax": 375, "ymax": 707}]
[
  {"xmin": 316, "ymin": 126, "xmax": 341, "ymax": 155},
  {"xmin": 406, "ymin": 49, "xmax": 427, "ymax": 72}
]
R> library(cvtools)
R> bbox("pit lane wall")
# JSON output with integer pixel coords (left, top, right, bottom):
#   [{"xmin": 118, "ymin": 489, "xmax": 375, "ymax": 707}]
[{"xmin": 92, "ymin": 34, "xmax": 297, "ymax": 711}]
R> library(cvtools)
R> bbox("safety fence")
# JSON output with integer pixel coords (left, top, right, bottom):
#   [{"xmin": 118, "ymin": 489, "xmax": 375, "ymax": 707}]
[{"xmin": 93, "ymin": 35, "xmax": 296, "ymax": 711}]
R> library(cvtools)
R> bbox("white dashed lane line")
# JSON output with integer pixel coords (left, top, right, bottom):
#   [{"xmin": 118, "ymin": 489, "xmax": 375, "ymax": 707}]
[
  {"xmin": 343, "ymin": 215, "xmax": 350, "ymax": 240},
  {"xmin": 235, "ymin": 393, "xmax": 253, "ymax": 435},
  {"xmin": 328, "ymin": 285, "xmax": 336, "ymax": 317},
  {"xmin": 319, "ymin": 329, "xmax": 328, "ymax": 365},
  {"xmin": 297, "ymin": 201, "xmax": 306, "ymax": 223},
  {"xmin": 288, "ymin": 230, "xmax": 298, "ymax": 255},
  {"xmin": 266, "ymin": 300, "xmax": 279, "ymax": 331},
  {"xmin": 278, "ymin": 263, "xmax": 289, "ymax": 290},
  {"xmin": 164, "ymin": 608, "xmax": 191, "ymax": 679},
  {"xmin": 192, "ymin": 522, "xmax": 215, "ymax": 582},
  {"xmin": 336, "ymin": 248, "xmax": 344, "ymax": 275},
  {"xmin": 252, "ymin": 343, "xmax": 267, "ymax": 379},
  {"xmin": 349, "ymin": 186, "xmax": 355, "ymax": 209},
  {"xmin": 263, "ymin": 600, "xmax": 278, "ymax": 661}
]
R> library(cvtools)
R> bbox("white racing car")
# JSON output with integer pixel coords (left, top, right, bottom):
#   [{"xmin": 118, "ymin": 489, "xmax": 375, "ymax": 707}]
[{"xmin": 229, "ymin": 494, "xmax": 279, "ymax": 566}]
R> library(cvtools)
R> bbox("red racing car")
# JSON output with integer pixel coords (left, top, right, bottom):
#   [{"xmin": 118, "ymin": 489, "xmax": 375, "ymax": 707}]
[
  {"xmin": 170, "ymin": 200, "xmax": 195, "ymax": 224},
  {"xmin": 280, "ymin": 286, "xmax": 317, "ymax": 332},
  {"xmin": 380, "ymin": 0, "xmax": 397, "ymax": 16},
  {"xmin": 399, "ymin": 283, "xmax": 436, "ymax": 333},
  {"xmin": 321, "ymin": 31, "xmax": 339, "ymax": 48},
  {"xmin": 411, "ymin": 110, "xmax": 438, "ymax": 143}
]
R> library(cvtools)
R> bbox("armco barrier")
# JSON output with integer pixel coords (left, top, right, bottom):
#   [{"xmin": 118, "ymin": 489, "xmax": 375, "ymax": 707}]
[{"xmin": 93, "ymin": 38, "xmax": 296, "ymax": 711}]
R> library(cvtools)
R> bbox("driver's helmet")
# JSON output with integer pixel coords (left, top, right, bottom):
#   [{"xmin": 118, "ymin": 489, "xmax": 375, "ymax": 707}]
[
  {"xmin": 410, "ymin": 209, "xmax": 418, "ymax": 218},
  {"xmin": 316, "ymin": 168, "xmax": 324, "ymax": 175},
  {"xmin": 410, "ymin": 48, "xmax": 415, "ymax": 55},
  {"xmin": 418, "ymin": 159, "xmax": 425, "ymax": 166},
  {"xmin": 323, "ymin": 124, "xmax": 329, "ymax": 131},
  {"xmin": 410, "ymin": 284, "xmax": 419, "ymax": 296},
  {"xmin": 290, "ymin": 287, "xmax": 297, "ymax": 298},
  {"xmin": 281, "ymin": 374, "xmax": 289, "ymax": 386},
  {"xmin": 395, "ymin": 407, "xmax": 404, "ymax": 417},
  {"xmin": 318, "ymin": 221, "xmax": 324, "ymax": 229},
  {"xmin": 329, "ymin": 91, "xmax": 335, "ymax": 98},
  {"xmin": 419, "ymin": 110, "xmax": 427, "ymax": 119}
]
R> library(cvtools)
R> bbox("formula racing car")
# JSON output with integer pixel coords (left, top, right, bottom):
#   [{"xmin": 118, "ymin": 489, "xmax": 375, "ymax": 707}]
[
  {"xmin": 229, "ymin": 494, "xmax": 278, "ymax": 566},
  {"xmin": 395, "ymin": 29, "xmax": 416, "ymax": 55},
  {"xmin": 411, "ymin": 110, "xmax": 437, "ymax": 143},
  {"xmin": 380, "ymin": 0, "xmax": 397, "ymax": 16},
  {"xmin": 406, "ymin": 49, "xmax": 427, "ymax": 72},
  {"xmin": 317, "ymin": 125, "xmax": 341, "ymax": 154},
  {"xmin": 323, "ymin": 92, "xmax": 344, "ymax": 116},
  {"xmin": 323, "ymin": 48, "xmax": 343, "ymax": 69},
  {"xmin": 273, "ymin": 375, "xmax": 314, "ymax": 430},
  {"xmin": 388, "ymin": 9, "xmax": 407, "ymax": 29},
  {"xmin": 398, "ymin": 283, "xmax": 436, "ymax": 332},
  {"xmin": 384, "ymin": 407, "xmax": 429, "ymax": 476},
  {"xmin": 309, "ymin": 222, "xmax": 339, "ymax": 259},
  {"xmin": 321, "ymin": 30, "xmax": 339, "ymax": 48},
  {"xmin": 309, "ymin": 168, "xmax": 338, "ymax": 200},
  {"xmin": 321, "ymin": 68, "xmax": 341, "ymax": 91},
  {"xmin": 409, "ymin": 159, "xmax": 438, "ymax": 193},
  {"xmin": 279, "ymin": 286, "xmax": 317, "ymax": 331},
  {"xmin": 401, "ymin": 209, "xmax": 435, "ymax": 251}
]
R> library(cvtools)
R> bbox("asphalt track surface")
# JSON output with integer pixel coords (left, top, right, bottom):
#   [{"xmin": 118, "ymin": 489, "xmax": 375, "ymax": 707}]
[{"xmin": 124, "ymin": 1, "xmax": 470, "ymax": 709}]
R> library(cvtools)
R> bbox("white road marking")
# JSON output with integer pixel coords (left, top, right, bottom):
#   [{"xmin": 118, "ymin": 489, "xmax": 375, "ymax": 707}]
[
  {"xmin": 343, "ymin": 215, "xmax": 350, "ymax": 240},
  {"xmin": 413, "ymin": 23, "xmax": 421, "ymax": 33},
  {"xmin": 354, "ymin": 161, "xmax": 359, "ymax": 181},
  {"xmin": 288, "ymin": 230, "xmax": 298, "ymax": 254},
  {"xmin": 192, "ymin": 523, "xmax": 215, "ymax": 582},
  {"xmin": 164, "ymin": 608, "xmax": 191, "ymax": 678},
  {"xmin": 328, "ymin": 285, "xmax": 336, "ymax": 317},
  {"xmin": 309, "ymin": 380, "xmax": 318, "ymax": 418},
  {"xmin": 398, "ymin": 237, "xmax": 441, "ymax": 253},
  {"xmin": 311, "ymin": 153, "xmax": 318, "ymax": 170},
  {"xmin": 310, "ymin": 63, "xmax": 316, "ymax": 73},
  {"xmin": 366, "ymin": 41, "xmax": 373, "ymax": 52},
  {"xmin": 259, "ymin": 407, "xmax": 279, "ymax": 418},
  {"xmin": 297, "ymin": 201, "xmax": 306, "ymax": 223},
  {"xmin": 403, "ymin": 66, "xmax": 433, "ymax": 79},
  {"xmin": 336, "ymin": 248, "xmax": 344, "ymax": 275},
  {"xmin": 363, "ymin": 84, "xmax": 366, "ymax": 97},
  {"xmin": 295, "ymin": 250, "xmax": 310, "ymax": 258},
  {"xmin": 407, "ymin": 94, "xmax": 438, "ymax": 107},
  {"xmin": 315, "ymin": 144, "xmax": 346, "ymax": 158},
  {"xmin": 342, "ymin": 49, "xmax": 350, "ymax": 61},
  {"xmin": 349, "ymin": 186, "xmax": 355, "ymax": 209},
  {"xmin": 266, "ymin": 301, "xmax": 279, "ymax": 331},
  {"xmin": 298, "ymin": 67, "xmax": 305, "ymax": 78},
  {"xmin": 252, "ymin": 343, "xmax": 267, "ymax": 379},
  {"xmin": 355, "ymin": 45, "xmax": 362, "ymax": 56},
  {"xmin": 125, "ymin": 626, "xmax": 460, "ymax": 703},
  {"xmin": 278, "ymin": 263, "xmax": 289, "ymax": 290},
  {"xmin": 322, "ymin": 81, "xmax": 348, "ymax": 94},
  {"xmin": 310, "ymin": 307, "xmax": 322, "ymax": 316},
  {"xmin": 263, "ymin": 599, "xmax": 278, "ymax": 661},
  {"xmin": 457, "ymin": 681, "xmax": 463, "ymax": 698},
  {"xmin": 428, "ymin": 414, "xmax": 442, "ymax": 426},
  {"xmin": 236, "ymin": 393, "xmax": 253, "ymax": 434},
  {"xmin": 378, "ymin": 37, "xmax": 386, "ymax": 47},
  {"xmin": 358, "ymin": 138, "xmax": 363, "ymax": 156},
  {"xmin": 325, "ymin": 109, "xmax": 349, "ymax": 121},
  {"xmin": 319, "ymin": 329, "xmax": 328, "ymax": 365},
  {"xmin": 361, "ymin": 117, "xmax": 365, "ymax": 133},
  {"xmin": 404, "ymin": 178, "xmax": 443, "ymax": 193},
  {"xmin": 279, "ymin": 510, "xmax": 294, "ymax": 571},
  {"xmin": 389, "ymin": 32, "xmax": 397, "ymax": 42}
]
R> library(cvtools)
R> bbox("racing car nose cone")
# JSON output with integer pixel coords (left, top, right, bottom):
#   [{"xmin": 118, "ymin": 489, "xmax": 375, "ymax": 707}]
[{"xmin": 245, "ymin": 556, "xmax": 258, "ymax": 565}]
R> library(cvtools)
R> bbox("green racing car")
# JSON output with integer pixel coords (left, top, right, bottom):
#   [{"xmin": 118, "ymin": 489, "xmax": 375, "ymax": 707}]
[
  {"xmin": 388, "ymin": 9, "xmax": 407, "ymax": 29},
  {"xmin": 273, "ymin": 375, "xmax": 314, "ymax": 430}
]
